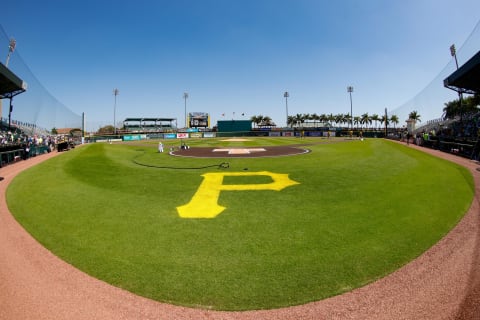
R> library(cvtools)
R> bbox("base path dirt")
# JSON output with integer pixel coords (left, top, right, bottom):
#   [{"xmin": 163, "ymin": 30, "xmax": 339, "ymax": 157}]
[{"xmin": 1, "ymin": 142, "xmax": 479, "ymax": 320}]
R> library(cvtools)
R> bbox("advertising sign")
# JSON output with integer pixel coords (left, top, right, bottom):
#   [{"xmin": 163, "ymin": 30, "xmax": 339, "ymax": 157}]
[{"xmin": 177, "ymin": 133, "xmax": 189, "ymax": 139}]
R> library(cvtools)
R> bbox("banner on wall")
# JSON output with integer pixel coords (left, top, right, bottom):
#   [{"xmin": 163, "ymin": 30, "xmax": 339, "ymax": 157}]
[
  {"xmin": 203, "ymin": 132, "xmax": 216, "ymax": 138},
  {"xmin": 190, "ymin": 132, "xmax": 202, "ymax": 138},
  {"xmin": 269, "ymin": 132, "xmax": 281, "ymax": 137},
  {"xmin": 177, "ymin": 133, "xmax": 189, "ymax": 139},
  {"xmin": 123, "ymin": 135, "xmax": 146, "ymax": 141}
]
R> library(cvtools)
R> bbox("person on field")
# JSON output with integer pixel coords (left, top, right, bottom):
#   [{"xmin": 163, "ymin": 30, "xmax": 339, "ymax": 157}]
[{"xmin": 158, "ymin": 141, "xmax": 164, "ymax": 153}]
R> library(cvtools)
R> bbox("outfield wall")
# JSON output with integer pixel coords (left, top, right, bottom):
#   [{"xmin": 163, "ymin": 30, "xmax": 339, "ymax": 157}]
[{"xmin": 86, "ymin": 128, "xmax": 390, "ymax": 142}]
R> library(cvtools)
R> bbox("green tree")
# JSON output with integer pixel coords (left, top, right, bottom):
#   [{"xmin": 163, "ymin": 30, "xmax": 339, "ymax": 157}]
[
  {"xmin": 371, "ymin": 114, "xmax": 380, "ymax": 129},
  {"xmin": 319, "ymin": 113, "xmax": 328, "ymax": 126},
  {"xmin": 353, "ymin": 116, "xmax": 360, "ymax": 129},
  {"xmin": 295, "ymin": 113, "xmax": 305, "ymax": 127},
  {"xmin": 443, "ymin": 95, "xmax": 480, "ymax": 119},
  {"xmin": 390, "ymin": 114, "xmax": 399, "ymax": 129},
  {"xmin": 97, "ymin": 125, "xmax": 115, "ymax": 134},
  {"xmin": 250, "ymin": 115, "xmax": 264, "ymax": 128},
  {"xmin": 380, "ymin": 114, "xmax": 389, "ymax": 128},
  {"xmin": 311, "ymin": 113, "xmax": 320, "ymax": 127},
  {"xmin": 408, "ymin": 110, "xmax": 421, "ymax": 122},
  {"xmin": 250, "ymin": 115, "xmax": 259, "ymax": 128},
  {"xmin": 361, "ymin": 113, "xmax": 371, "ymax": 129},
  {"xmin": 287, "ymin": 115, "xmax": 296, "ymax": 128},
  {"xmin": 262, "ymin": 116, "xmax": 273, "ymax": 127}
]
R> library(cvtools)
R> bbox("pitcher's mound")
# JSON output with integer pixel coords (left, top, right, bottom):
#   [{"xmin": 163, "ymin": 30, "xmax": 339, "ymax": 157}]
[{"xmin": 171, "ymin": 146, "xmax": 310, "ymax": 158}]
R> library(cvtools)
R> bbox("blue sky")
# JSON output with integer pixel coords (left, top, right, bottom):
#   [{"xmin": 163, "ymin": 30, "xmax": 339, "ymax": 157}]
[{"xmin": 2, "ymin": 0, "xmax": 480, "ymax": 130}]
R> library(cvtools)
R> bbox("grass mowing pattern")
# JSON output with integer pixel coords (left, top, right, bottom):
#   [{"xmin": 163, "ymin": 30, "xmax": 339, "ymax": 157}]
[{"xmin": 7, "ymin": 138, "xmax": 474, "ymax": 310}]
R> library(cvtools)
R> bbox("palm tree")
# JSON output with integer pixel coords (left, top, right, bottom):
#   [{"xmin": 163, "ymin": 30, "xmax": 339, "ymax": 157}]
[
  {"xmin": 250, "ymin": 115, "xmax": 258, "ymax": 128},
  {"xmin": 304, "ymin": 113, "xmax": 312, "ymax": 124},
  {"xmin": 319, "ymin": 113, "xmax": 328, "ymax": 126},
  {"xmin": 371, "ymin": 114, "xmax": 380, "ymax": 129},
  {"xmin": 295, "ymin": 113, "xmax": 305, "ymax": 127},
  {"xmin": 443, "ymin": 95, "xmax": 480, "ymax": 119},
  {"xmin": 443, "ymin": 100, "xmax": 461, "ymax": 119},
  {"xmin": 327, "ymin": 113, "xmax": 335, "ymax": 127},
  {"xmin": 287, "ymin": 115, "xmax": 296, "ymax": 128},
  {"xmin": 353, "ymin": 116, "xmax": 360, "ymax": 129},
  {"xmin": 390, "ymin": 114, "xmax": 399, "ymax": 129},
  {"xmin": 311, "ymin": 113, "xmax": 320, "ymax": 127},
  {"xmin": 360, "ymin": 113, "xmax": 371, "ymax": 129},
  {"xmin": 408, "ymin": 110, "xmax": 421, "ymax": 122},
  {"xmin": 262, "ymin": 116, "xmax": 273, "ymax": 127},
  {"xmin": 342, "ymin": 113, "xmax": 351, "ymax": 128},
  {"xmin": 252, "ymin": 115, "xmax": 265, "ymax": 128},
  {"xmin": 380, "ymin": 114, "xmax": 389, "ymax": 129},
  {"xmin": 335, "ymin": 114, "xmax": 345, "ymax": 127}
]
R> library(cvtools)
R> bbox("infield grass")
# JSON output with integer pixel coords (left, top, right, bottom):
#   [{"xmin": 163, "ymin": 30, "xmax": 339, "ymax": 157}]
[{"xmin": 7, "ymin": 137, "xmax": 474, "ymax": 310}]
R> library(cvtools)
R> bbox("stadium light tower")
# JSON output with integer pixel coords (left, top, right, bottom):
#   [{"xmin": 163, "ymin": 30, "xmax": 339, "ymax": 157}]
[
  {"xmin": 1, "ymin": 38, "xmax": 16, "ymax": 127},
  {"xmin": 450, "ymin": 44, "xmax": 459, "ymax": 69},
  {"xmin": 284, "ymin": 91, "xmax": 289, "ymax": 127},
  {"xmin": 183, "ymin": 92, "xmax": 189, "ymax": 128},
  {"xmin": 5, "ymin": 38, "xmax": 16, "ymax": 67},
  {"xmin": 450, "ymin": 44, "xmax": 463, "ymax": 123},
  {"xmin": 347, "ymin": 86, "xmax": 354, "ymax": 129},
  {"xmin": 113, "ymin": 88, "xmax": 119, "ymax": 135}
]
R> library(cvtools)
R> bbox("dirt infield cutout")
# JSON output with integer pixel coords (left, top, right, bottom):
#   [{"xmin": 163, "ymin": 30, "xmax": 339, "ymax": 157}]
[
  {"xmin": 219, "ymin": 138, "xmax": 252, "ymax": 142},
  {"xmin": 212, "ymin": 148, "xmax": 266, "ymax": 155}
]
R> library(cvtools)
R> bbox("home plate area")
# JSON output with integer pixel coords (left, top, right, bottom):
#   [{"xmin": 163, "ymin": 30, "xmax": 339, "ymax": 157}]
[{"xmin": 171, "ymin": 146, "xmax": 310, "ymax": 158}]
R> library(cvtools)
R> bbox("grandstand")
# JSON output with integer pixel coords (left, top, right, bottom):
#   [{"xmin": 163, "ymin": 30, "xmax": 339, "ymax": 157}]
[
  {"xmin": 404, "ymin": 49, "xmax": 480, "ymax": 160},
  {"xmin": 122, "ymin": 117, "xmax": 177, "ymax": 133}
]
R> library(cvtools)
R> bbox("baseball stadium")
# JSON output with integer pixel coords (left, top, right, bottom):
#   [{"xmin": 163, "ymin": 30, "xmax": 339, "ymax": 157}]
[{"xmin": 1, "ymin": 11, "xmax": 480, "ymax": 320}]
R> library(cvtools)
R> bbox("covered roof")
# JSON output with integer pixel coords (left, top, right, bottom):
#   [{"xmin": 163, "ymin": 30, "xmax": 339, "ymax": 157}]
[
  {"xmin": 444, "ymin": 50, "xmax": 480, "ymax": 94},
  {"xmin": 123, "ymin": 117, "xmax": 176, "ymax": 122},
  {"xmin": 0, "ymin": 62, "xmax": 27, "ymax": 99}
]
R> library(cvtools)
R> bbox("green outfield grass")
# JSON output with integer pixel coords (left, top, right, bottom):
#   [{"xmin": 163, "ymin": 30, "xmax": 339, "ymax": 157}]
[{"xmin": 6, "ymin": 137, "xmax": 474, "ymax": 310}]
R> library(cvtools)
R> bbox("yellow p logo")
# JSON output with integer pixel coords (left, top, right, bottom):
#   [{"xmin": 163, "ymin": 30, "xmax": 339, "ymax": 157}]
[{"xmin": 177, "ymin": 171, "xmax": 300, "ymax": 218}]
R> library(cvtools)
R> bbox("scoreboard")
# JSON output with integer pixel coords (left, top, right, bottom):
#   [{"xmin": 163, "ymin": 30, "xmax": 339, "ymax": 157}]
[{"xmin": 188, "ymin": 112, "xmax": 210, "ymax": 128}]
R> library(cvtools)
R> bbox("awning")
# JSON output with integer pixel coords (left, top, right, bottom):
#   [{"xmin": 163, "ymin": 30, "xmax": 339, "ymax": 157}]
[
  {"xmin": 444, "ymin": 50, "xmax": 480, "ymax": 94},
  {"xmin": 0, "ymin": 62, "xmax": 27, "ymax": 99}
]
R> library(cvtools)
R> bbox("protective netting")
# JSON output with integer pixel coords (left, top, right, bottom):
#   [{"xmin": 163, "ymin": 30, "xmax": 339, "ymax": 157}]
[
  {"xmin": 0, "ymin": 25, "xmax": 82, "ymax": 134},
  {"xmin": 389, "ymin": 20, "xmax": 480, "ymax": 129},
  {"xmin": 1, "ymin": 19, "xmax": 479, "ymax": 135}
]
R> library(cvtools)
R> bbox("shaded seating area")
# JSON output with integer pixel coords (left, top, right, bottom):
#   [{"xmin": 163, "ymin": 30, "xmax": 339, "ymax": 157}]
[
  {"xmin": 0, "ymin": 62, "xmax": 27, "ymax": 173},
  {"xmin": 408, "ymin": 50, "xmax": 480, "ymax": 159},
  {"xmin": 0, "ymin": 62, "xmax": 27, "ymax": 130},
  {"xmin": 123, "ymin": 117, "xmax": 177, "ymax": 133}
]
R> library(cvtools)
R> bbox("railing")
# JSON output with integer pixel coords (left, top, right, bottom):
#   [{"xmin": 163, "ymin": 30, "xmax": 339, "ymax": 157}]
[{"xmin": 0, "ymin": 148, "xmax": 24, "ymax": 167}]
